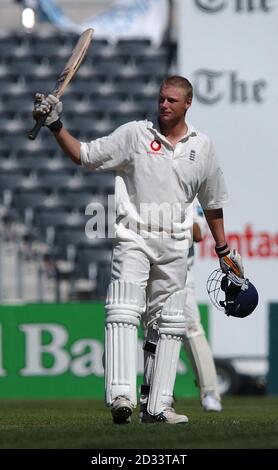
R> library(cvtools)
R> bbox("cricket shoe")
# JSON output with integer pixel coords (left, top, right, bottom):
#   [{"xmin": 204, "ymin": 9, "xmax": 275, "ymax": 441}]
[
  {"xmin": 111, "ymin": 397, "xmax": 133, "ymax": 424},
  {"xmin": 201, "ymin": 394, "xmax": 222, "ymax": 412},
  {"xmin": 139, "ymin": 406, "xmax": 188, "ymax": 424}
]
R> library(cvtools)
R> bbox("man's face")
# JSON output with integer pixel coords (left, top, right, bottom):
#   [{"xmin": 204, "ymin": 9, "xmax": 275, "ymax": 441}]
[{"xmin": 158, "ymin": 85, "xmax": 192, "ymax": 124}]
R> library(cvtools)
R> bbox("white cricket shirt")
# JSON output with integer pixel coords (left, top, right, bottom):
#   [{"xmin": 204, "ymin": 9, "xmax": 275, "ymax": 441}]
[{"xmin": 80, "ymin": 119, "xmax": 228, "ymax": 241}]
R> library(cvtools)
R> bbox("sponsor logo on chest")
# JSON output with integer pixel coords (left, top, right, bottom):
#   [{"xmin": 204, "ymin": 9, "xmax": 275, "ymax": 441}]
[
  {"xmin": 146, "ymin": 140, "xmax": 197, "ymax": 161},
  {"xmin": 147, "ymin": 139, "xmax": 165, "ymax": 156}
]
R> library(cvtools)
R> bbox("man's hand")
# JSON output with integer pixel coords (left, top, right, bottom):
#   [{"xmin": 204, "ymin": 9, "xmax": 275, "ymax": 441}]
[
  {"xmin": 33, "ymin": 93, "xmax": 63, "ymax": 127},
  {"xmin": 219, "ymin": 249, "xmax": 244, "ymax": 278}
]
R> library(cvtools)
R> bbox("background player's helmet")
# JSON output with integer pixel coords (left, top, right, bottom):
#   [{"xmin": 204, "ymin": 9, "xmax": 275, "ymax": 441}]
[{"xmin": 207, "ymin": 269, "xmax": 259, "ymax": 318}]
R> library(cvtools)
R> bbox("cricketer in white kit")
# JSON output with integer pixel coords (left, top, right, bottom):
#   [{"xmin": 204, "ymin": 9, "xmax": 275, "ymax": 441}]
[
  {"xmin": 80, "ymin": 109, "xmax": 227, "ymax": 424},
  {"xmin": 140, "ymin": 199, "xmax": 222, "ymax": 419},
  {"xmin": 183, "ymin": 200, "xmax": 222, "ymax": 412},
  {"xmin": 33, "ymin": 76, "xmax": 244, "ymax": 424}
]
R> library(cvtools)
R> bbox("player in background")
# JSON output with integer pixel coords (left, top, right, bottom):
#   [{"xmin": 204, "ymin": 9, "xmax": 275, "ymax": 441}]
[
  {"xmin": 183, "ymin": 200, "xmax": 222, "ymax": 412},
  {"xmin": 140, "ymin": 199, "xmax": 221, "ymax": 420},
  {"xmin": 32, "ymin": 76, "xmax": 243, "ymax": 424}
]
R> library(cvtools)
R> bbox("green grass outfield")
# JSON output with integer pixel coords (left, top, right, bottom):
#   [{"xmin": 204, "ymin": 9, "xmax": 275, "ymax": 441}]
[{"xmin": 0, "ymin": 396, "xmax": 277, "ymax": 449}]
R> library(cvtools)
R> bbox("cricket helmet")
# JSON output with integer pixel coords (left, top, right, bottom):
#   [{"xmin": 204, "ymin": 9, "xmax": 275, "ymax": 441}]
[{"xmin": 206, "ymin": 269, "xmax": 259, "ymax": 318}]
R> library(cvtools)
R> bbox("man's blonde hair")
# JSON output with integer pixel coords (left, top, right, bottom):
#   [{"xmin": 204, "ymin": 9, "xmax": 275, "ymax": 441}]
[{"xmin": 161, "ymin": 76, "xmax": 193, "ymax": 100}]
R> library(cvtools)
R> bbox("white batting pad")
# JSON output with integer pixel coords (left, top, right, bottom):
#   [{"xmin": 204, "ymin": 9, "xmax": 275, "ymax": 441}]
[
  {"xmin": 184, "ymin": 332, "xmax": 220, "ymax": 400},
  {"xmin": 105, "ymin": 280, "xmax": 145, "ymax": 407},
  {"xmin": 147, "ymin": 290, "xmax": 186, "ymax": 415}
]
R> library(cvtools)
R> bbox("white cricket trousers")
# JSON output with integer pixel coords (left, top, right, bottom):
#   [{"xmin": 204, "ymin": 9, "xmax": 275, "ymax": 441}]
[{"xmin": 110, "ymin": 236, "xmax": 189, "ymax": 320}]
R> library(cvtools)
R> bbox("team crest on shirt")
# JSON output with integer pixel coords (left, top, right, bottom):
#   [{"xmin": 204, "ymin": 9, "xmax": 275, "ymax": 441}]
[{"xmin": 189, "ymin": 149, "xmax": 196, "ymax": 161}]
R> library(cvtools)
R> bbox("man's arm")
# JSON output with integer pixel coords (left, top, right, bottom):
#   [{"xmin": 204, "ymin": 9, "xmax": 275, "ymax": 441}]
[
  {"xmin": 203, "ymin": 208, "xmax": 226, "ymax": 247},
  {"xmin": 204, "ymin": 208, "xmax": 244, "ymax": 278},
  {"xmin": 193, "ymin": 223, "xmax": 203, "ymax": 243},
  {"xmin": 52, "ymin": 126, "xmax": 81, "ymax": 165}
]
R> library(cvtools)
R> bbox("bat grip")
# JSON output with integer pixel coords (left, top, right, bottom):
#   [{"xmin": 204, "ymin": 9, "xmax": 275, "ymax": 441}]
[{"xmin": 28, "ymin": 114, "xmax": 47, "ymax": 140}]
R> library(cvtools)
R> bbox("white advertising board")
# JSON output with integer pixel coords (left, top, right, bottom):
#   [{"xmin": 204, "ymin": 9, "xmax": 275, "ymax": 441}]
[{"xmin": 177, "ymin": 0, "xmax": 278, "ymax": 356}]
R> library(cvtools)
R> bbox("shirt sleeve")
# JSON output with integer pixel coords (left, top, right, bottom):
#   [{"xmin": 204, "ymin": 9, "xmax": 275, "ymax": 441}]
[
  {"xmin": 197, "ymin": 139, "xmax": 229, "ymax": 210},
  {"xmin": 80, "ymin": 122, "xmax": 136, "ymax": 172}
]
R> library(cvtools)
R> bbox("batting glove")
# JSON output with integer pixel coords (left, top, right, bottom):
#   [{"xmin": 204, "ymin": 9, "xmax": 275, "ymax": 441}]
[
  {"xmin": 215, "ymin": 243, "xmax": 244, "ymax": 279},
  {"xmin": 33, "ymin": 93, "xmax": 63, "ymax": 127}
]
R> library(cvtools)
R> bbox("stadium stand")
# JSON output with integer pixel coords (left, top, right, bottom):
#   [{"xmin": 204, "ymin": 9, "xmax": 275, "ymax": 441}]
[{"xmin": 0, "ymin": 19, "xmax": 173, "ymax": 302}]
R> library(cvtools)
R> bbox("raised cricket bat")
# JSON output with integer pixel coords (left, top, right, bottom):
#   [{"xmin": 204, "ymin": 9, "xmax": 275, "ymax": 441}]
[{"xmin": 28, "ymin": 28, "xmax": 94, "ymax": 140}]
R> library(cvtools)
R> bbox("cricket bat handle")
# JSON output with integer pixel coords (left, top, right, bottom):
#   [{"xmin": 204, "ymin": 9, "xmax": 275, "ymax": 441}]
[{"xmin": 28, "ymin": 113, "xmax": 48, "ymax": 140}]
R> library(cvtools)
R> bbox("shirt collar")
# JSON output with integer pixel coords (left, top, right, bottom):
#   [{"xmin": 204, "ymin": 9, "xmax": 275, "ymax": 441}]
[{"xmin": 147, "ymin": 117, "xmax": 197, "ymax": 142}]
